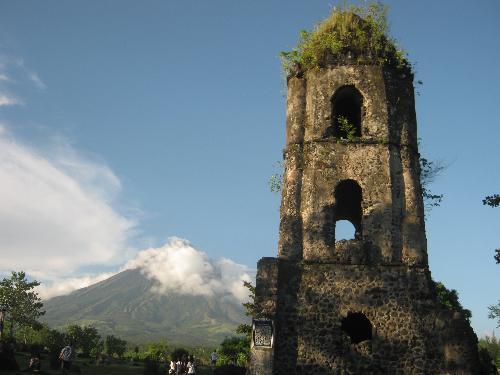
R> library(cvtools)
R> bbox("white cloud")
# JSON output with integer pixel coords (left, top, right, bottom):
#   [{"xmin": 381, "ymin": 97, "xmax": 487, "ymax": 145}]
[
  {"xmin": 0, "ymin": 129, "xmax": 135, "ymax": 280},
  {"xmin": 0, "ymin": 54, "xmax": 46, "ymax": 104},
  {"xmin": 0, "ymin": 92, "xmax": 22, "ymax": 106},
  {"xmin": 34, "ymin": 237, "xmax": 254, "ymax": 304},
  {"xmin": 29, "ymin": 72, "xmax": 46, "ymax": 90},
  {"xmin": 124, "ymin": 237, "xmax": 253, "ymax": 303},
  {"xmin": 35, "ymin": 272, "xmax": 117, "ymax": 300}
]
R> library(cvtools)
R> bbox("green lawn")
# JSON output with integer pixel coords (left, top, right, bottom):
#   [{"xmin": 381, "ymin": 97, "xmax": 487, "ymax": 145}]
[{"xmin": 5, "ymin": 352, "xmax": 213, "ymax": 375}]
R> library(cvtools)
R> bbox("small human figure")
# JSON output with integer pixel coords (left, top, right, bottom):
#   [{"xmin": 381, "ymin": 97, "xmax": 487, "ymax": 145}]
[
  {"xmin": 186, "ymin": 356, "xmax": 196, "ymax": 374},
  {"xmin": 59, "ymin": 342, "xmax": 74, "ymax": 375},
  {"xmin": 169, "ymin": 359, "xmax": 176, "ymax": 375},
  {"xmin": 175, "ymin": 358, "xmax": 183, "ymax": 375},
  {"xmin": 210, "ymin": 350, "xmax": 217, "ymax": 366},
  {"xmin": 28, "ymin": 349, "xmax": 41, "ymax": 372}
]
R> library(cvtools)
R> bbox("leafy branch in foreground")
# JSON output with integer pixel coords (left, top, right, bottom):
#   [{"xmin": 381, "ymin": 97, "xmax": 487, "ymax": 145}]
[
  {"xmin": 236, "ymin": 281, "xmax": 256, "ymax": 339},
  {"xmin": 420, "ymin": 157, "xmax": 445, "ymax": 212},
  {"xmin": 488, "ymin": 303, "xmax": 500, "ymax": 328}
]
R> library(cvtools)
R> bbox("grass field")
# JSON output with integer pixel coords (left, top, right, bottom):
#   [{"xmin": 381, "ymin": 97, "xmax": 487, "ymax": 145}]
[{"xmin": 4, "ymin": 352, "xmax": 213, "ymax": 375}]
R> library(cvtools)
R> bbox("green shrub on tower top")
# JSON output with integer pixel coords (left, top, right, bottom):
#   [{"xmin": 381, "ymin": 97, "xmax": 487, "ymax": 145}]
[{"xmin": 280, "ymin": 2, "xmax": 410, "ymax": 74}]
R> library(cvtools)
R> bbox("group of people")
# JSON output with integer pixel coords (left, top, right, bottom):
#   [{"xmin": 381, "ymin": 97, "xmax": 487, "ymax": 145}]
[{"xmin": 169, "ymin": 355, "xmax": 196, "ymax": 374}]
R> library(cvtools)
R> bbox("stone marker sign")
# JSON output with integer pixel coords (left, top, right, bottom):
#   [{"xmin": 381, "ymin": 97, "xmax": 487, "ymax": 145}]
[{"xmin": 253, "ymin": 319, "xmax": 273, "ymax": 347}]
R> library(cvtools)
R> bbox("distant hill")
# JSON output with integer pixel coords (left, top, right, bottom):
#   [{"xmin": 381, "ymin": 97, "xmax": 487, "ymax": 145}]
[{"xmin": 41, "ymin": 268, "xmax": 247, "ymax": 347}]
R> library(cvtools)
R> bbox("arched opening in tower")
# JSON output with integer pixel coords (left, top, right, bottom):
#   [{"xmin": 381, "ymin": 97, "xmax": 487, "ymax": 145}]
[
  {"xmin": 330, "ymin": 85, "xmax": 363, "ymax": 139},
  {"xmin": 341, "ymin": 312, "xmax": 372, "ymax": 344},
  {"xmin": 334, "ymin": 179, "xmax": 362, "ymax": 240}
]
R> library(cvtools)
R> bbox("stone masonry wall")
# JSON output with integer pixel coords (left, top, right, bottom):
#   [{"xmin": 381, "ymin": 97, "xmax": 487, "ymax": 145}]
[
  {"xmin": 251, "ymin": 62, "xmax": 480, "ymax": 375},
  {"xmin": 279, "ymin": 65, "xmax": 427, "ymax": 266},
  {"xmin": 270, "ymin": 260, "xmax": 480, "ymax": 375}
]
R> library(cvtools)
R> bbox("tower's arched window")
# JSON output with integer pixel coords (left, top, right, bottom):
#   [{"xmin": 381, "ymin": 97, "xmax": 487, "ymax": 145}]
[
  {"xmin": 334, "ymin": 179, "xmax": 362, "ymax": 240},
  {"xmin": 341, "ymin": 312, "xmax": 372, "ymax": 344},
  {"xmin": 329, "ymin": 85, "xmax": 363, "ymax": 139}
]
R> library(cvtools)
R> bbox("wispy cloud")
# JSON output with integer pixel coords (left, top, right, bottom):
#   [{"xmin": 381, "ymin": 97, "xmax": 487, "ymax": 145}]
[
  {"xmin": 29, "ymin": 72, "xmax": 46, "ymax": 90},
  {"xmin": 36, "ymin": 272, "xmax": 117, "ymax": 300},
  {"xmin": 0, "ymin": 54, "xmax": 46, "ymax": 104}
]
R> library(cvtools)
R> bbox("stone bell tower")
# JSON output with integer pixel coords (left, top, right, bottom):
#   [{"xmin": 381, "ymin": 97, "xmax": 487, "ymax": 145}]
[{"xmin": 248, "ymin": 9, "xmax": 480, "ymax": 375}]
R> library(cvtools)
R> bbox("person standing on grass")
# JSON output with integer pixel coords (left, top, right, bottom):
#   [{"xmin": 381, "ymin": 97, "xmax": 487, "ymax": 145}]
[
  {"xmin": 169, "ymin": 359, "xmax": 176, "ymax": 374},
  {"xmin": 187, "ymin": 355, "xmax": 196, "ymax": 374},
  {"xmin": 175, "ymin": 357, "xmax": 183, "ymax": 375},
  {"xmin": 210, "ymin": 350, "xmax": 217, "ymax": 366},
  {"xmin": 59, "ymin": 342, "xmax": 74, "ymax": 375}
]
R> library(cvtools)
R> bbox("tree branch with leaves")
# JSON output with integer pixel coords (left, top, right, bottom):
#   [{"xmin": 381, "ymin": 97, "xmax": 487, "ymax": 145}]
[
  {"xmin": 483, "ymin": 193, "xmax": 500, "ymax": 327},
  {"xmin": 236, "ymin": 281, "xmax": 256, "ymax": 340}
]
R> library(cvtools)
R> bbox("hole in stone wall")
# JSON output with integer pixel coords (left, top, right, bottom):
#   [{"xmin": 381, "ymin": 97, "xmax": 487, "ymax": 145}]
[
  {"xmin": 334, "ymin": 179, "xmax": 362, "ymax": 240},
  {"xmin": 329, "ymin": 85, "xmax": 363, "ymax": 139},
  {"xmin": 335, "ymin": 220, "xmax": 356, "ymax": 240},
  {"xmin": 341, "ymin": 312, "xmax": 372, "ymax": 344}
]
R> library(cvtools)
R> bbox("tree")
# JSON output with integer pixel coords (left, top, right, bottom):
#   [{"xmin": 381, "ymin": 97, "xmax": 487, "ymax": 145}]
[
  {"xmin": 170, "ymin": 347, "xmax": 189, "ymax": 361},
  {"xmin": 434, "ymin": 281, "xmax": 472, "ymax": 322},
  {"xmin": 0, "ymin": 271, "xmax": 45, "ymax": 338},
  {"xmin": 144, "ymin": 341, "xmax": 169, "ymax": 361},
  {"xmin": 39, "ymin": 326, "xmax": 66, "ymax": 369},
  {"xmin": 236, "ymin": 281, "xmax": 256, "ymax": 339},
  {"xmin": 488, "ymin": 304, "xmax": 500, "ymax": 329},
  {"xmin": 66, "ymin": 324, "xmax": 100, "ymax": 357},
  {"xmin": 217, "ymin": 336, "xmax": 250, "ymax": 367},
  {"xmin": 66, "ymin": 324, "xmax": 83, "ymax": 346},
  {"xmin": 105, "ymin": 334, "xmax": 127, "ymax": 358},
  {"xmin": 478, "ymin": 334, "xmax": 500, "ymax": 370}
]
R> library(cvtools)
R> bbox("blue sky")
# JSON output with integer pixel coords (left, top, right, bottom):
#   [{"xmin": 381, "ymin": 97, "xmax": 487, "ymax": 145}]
[{"xmin": 0, "ymin": 0, "xmax": 498, "ymax": 337}]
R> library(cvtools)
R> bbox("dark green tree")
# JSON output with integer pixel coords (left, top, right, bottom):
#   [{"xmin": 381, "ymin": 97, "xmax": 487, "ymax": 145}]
[
  {"xmin": 0, "ymin": 271, "xmax": 44, "ymax": 338},
  {"xmin": 434, "ymin": 281, "xmax": 472, "ymax": 321},
  {"xmin": 145, "ymin": 341, "xmax": 169, "ymax": 361},
  {"xmin": 170, "ymin": 347, "xmax": 189, "ymax": 361},
  {"xmin": 105, "ymin": 334, "xmax": 127, "ymax": 358},
  {"xmin": 39, "ymin": 326, "xmax": 66, "ymax": 369},
  {"xmin": 66, "ymin": 324, "xmax": 101, "ymax": 357},
  {"xmin": 478, "ymin": 334, "xmax": 500, "ymax": 371},
  {"xmin": 217, "ymin": 336, "xmax": 250, "ymax": 367}
]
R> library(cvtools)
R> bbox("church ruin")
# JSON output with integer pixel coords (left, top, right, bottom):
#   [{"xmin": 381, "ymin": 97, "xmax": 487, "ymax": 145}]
[{"xmin": 249, "ymin": 6, "xmax": 480, "ymax": 375}]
